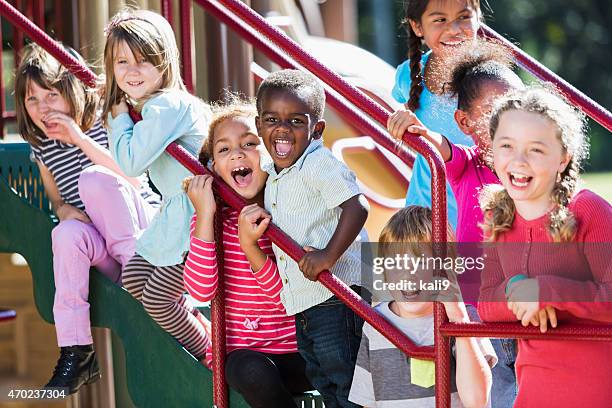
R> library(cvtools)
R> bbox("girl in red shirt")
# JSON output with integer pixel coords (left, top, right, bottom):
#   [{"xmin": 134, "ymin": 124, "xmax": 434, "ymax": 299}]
[
  {"xmin": 183, "ymin": 98, "xmax": 311, "ymax": 408},
  {"xmin": 478, "ymin": 86, "xmax": 612, "ymax": 408}
]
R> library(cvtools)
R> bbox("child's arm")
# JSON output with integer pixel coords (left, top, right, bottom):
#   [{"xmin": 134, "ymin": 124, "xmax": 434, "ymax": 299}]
[
  {"xmin": 238, "ymin": 204, "xmax": 272, "ymax": 272},
  {"xmin": 508, "ymin": 193, "xmax": 612, "ymax": 325},
  {"xmin": 37, "ymin": 160, "xmax": 90, "ymax": 223},
  {"xmin": 348, "ymin": 329, "xmax": 377, "ymax": 408},
  {"xmin": 238, "ymin": 204, "xmax": 286, "ymax": 309},
  {"xmin": 444, "ymin": 303, "xmax": 492, "ymax": 408},
  {"xmin": 477, "ymin": 245, "xmax": 519, "ymax": 322},
  {"xmin": 183, "ymin": 175, "xmax": 219, "ymax": 302},
  {"xmin": 108, "ymin": 94, "xmax": 199, "ymax": 176},
  {"xmin": 387, "ymin": 108, "xmax": 451, "ymax": 161},
  {"xmin": 299, "ymin": 194, "xmax": 369, "ymax": 281},
  {"xmin": 42, "ymin": 111, "xmax": 141, "ymax": 188}
]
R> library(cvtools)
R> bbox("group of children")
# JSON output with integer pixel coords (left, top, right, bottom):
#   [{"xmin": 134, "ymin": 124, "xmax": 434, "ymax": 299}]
[{"xmin": 12, "ymin": 1, "xmax": 611, "ymax": 408}]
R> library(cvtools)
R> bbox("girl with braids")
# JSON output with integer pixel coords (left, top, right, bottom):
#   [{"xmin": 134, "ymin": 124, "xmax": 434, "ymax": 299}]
[
  {"xmin": 392, "ymin": 0, "xmax": 481, "ymax": 229},
  {"xmin": 478, "ymin": 86, "xmax": 612, "ymax": 408},
  {"xmin": 388, "ymin": 40, "xmax": 523, "ymax": 407},
  {"xmin": 183, "ymin": 98, "xmax": 312, "ymax": 408},
  {"xmin": 389, "ymin": 39, "xmax": 523, "ymax": 243}
]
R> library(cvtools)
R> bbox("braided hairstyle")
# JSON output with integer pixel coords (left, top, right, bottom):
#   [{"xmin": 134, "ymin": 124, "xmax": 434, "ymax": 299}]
[
  {"xmin": 401, "ymin": 0, "xmax": 482, "ymax": 111},
  {"xmin": 481, "ymin": 86, "xmax": 589, "ymax": 242}
]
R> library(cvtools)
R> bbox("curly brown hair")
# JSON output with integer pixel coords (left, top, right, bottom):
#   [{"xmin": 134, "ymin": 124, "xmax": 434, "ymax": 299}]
[{"xmin": 480, "ymin": 86, "xmax": 588, "ymax": 242}]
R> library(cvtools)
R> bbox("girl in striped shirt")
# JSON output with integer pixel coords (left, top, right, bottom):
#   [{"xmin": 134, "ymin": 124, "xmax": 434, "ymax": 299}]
[
  {"xmin": 183, "ymin": 99, "xmax": 311, "ymax": 408},
  {"xmin": 15, "ymin": 43, "xmax": 158, "ymax": 395}
]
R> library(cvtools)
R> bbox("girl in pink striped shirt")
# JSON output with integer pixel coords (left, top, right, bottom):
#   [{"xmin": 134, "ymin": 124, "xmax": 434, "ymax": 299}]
[{"xmin": 183, "ymin": 99, "xmax": 311, "ymax": 408}]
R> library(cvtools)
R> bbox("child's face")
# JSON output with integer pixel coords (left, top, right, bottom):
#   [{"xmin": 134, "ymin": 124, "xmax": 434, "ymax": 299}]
[
  {"xmin": 385, "ymin": 248, "xmax": 435, "ymax": 318},
  {"xmin": 492, "ymin": 110, "xmax": 570, "ymax": 214},
  {"xmin": 212, "ymin": 116, "xmax": 268, "ymax": 201},
  {"xmin": 24, "ymin": 80, "xmax": 70, "ymax": 138},
  {"xmin": 410, "ymin": 0, "xmax": 479, "ymax": 60},
  {"xmin": 456, "ymin": 80, "xmax": 514, "ymax": 152},
  {"xmin": 256, "ymin": 89, "xmax": 325, "ymax": 171},
  {"xmin": 113, "ymin": 40, "xmax": 163, "ymax": 100}
]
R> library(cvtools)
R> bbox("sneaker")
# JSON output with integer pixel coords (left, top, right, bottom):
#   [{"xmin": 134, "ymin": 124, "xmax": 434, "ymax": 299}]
[{"xmin": 45, "ymin": 345, "xmax": 101, "ymax": 394}]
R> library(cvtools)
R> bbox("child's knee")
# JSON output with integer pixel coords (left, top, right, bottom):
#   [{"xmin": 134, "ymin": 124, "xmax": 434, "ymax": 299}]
[
  {"xmin": 51, "ymin": 219, "xmax": 91, "ymax": 251},
  {"xmin": 225, "ymin": 350, "xmax": 276, "ymax": 390},
  {"xmin": 140, "ymin": 286, "xmax": 173, "ymax": 318},
  {"xmin": 78, "ymin": 165, "xmax": 121, "ymax": 201}
]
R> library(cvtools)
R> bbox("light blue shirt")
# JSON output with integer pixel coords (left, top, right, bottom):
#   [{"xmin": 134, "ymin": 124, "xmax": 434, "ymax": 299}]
[
  {"xmin": 108, "ymin": 90, "xmax": 212, "ymax": 266},
  {"xmin": 264, "ymin": 139, "xmax": 368, "ymax": 315},
  {"xmin": 392, "ymin": 52, "xmax": 473, "ymax": 229}
]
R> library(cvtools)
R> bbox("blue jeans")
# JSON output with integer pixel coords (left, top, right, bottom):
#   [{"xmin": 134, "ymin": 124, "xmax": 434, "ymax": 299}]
[
  {"xmin": 490, "ymin": 338, "xmax": 518, "ymax": 408},
  {"xmin": 466, "ymin": 305, "xmax": 517, "ymax": 408},
  {"xmin": 295, "ymin": 289, "xmax": 364, "ymax": 408}
]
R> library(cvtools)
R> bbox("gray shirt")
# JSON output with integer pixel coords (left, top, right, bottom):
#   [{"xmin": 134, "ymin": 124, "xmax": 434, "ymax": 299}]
[{"xmin": 349, "ymin": 302, "xmax": 496, "ymax": 407}]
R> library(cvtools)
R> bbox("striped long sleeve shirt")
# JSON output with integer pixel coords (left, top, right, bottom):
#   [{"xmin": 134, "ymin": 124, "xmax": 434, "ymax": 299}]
[{"xmin": 183, "ymin": 208, "xmax": 298, "ymax": 366}]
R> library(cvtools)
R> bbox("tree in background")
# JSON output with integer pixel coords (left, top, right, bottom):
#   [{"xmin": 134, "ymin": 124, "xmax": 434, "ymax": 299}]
[{"xmin": 358, "ymin": 0, "xmax": 611, "ymax": 171}]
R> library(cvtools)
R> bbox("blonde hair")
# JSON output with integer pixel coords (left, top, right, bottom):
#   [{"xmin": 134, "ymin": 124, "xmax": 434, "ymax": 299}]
[
  {"xmin": 102, "ymin": 9, "xmax": 185, "ymax": 123},
  {"xmin": 481, "ymin": 86, "xmax": 588, "ymax": 242},
  {"xmin": 15, "ymin": 43, "xmax": 99, "ymax": 146},
  {"xmin": 379, "ymin": 206, "xmax": 456, "ymax": 262}
]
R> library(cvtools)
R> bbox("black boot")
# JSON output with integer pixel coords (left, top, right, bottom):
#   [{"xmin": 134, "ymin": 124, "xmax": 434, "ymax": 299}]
[{"xmin": 45, "ymin": 345, "xmax": 101, "ymax": 394}]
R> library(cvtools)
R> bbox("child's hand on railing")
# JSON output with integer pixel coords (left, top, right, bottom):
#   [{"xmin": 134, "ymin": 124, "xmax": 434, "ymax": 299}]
[
  {"xmin": 506, "ymin": 278, "xmax": 558, "ymax": 332},
  {"xmin": 387, "ymin": 108, "xmax": 429, "ymax": 141},
  {"xmin": 238, "ymin": 204, "xmax": 271, "ymax": 248},
  {"xmin": 185, "ymin": 175, "xmax": 216, "ymax": 218},
  {"xmin": 441, "ymin": 301, "xmax": 471, "ymax": 323},
  {"xmin": 299, "ymin": 246, "xmax": 336, "ymax": 281},
  {"xmin": 56, "ymin": 203, "xmax": 91, "ymax": 223},
  {"xmin": 531, "ymin": 306, "xmax": 557, "ymax": 333}
]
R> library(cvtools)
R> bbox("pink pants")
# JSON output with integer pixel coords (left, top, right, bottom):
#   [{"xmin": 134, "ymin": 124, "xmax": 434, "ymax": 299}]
[{"xmin": 52, "ymin": 165, "xmax": 156, "ymax": 347}]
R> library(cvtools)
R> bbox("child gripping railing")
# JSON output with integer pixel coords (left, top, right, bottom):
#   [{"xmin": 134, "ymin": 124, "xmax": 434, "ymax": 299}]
[{"xmin": 1, "ymin": 1, "xmax": 611, "ymax": 408}]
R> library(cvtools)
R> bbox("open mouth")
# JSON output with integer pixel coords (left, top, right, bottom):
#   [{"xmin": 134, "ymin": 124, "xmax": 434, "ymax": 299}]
[
  {"xmin": 273, "ymin": 138, "xmax": 293, "ymax": 159},
  {"xmin": 440, "ymin": 39, "xmax": 464, "ymax": 48},
  {"xmin": 127, "ymin": 81, "xmax": 144, "ymax": 87},
  {"xmin": 231, "ymin": 166, "xmax": 253, "ymax": 188},
  {"xmin": 509, "ymin": 172, "xmax": 533, "ymax": 188},
  {"xmin": 41, "ymin": 120, "xmax": 58, "ymax": 131},
  {"xmin": 400, "ymin": 289, "xmax": 421, "ymax": 300}
]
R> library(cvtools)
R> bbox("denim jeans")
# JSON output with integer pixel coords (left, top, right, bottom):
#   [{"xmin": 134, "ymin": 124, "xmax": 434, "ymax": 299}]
[
  {"xmin": 295, "ymin": 288, "xmax": 365, "ymax": 408},
  {"xmin": 467, "ymin": 305, "xmax": 517, "ymax": 408},
  {"xmin": 490, "ymin": 338, "xmax": 518, "ymax": 408}
]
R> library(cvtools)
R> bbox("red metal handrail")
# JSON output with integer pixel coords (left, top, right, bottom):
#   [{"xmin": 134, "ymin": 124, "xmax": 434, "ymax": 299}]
[
  {"xmin": 205, "ymin": 0, "xmax": 448, "ymax": 246},
  {"xmin": 179, "ymin": 0, "xmax": 195, "ymax": 93},
  {"xmin": 480, "ymin": 25, "xmax": 612, "ymax": 133},
  {"xmin": 0, "ymin": 0, "xmax": 97, "ymax": 88},
  {"xmin": 190, "ymin": 0, "xmax": 416, "ymax": 167}
]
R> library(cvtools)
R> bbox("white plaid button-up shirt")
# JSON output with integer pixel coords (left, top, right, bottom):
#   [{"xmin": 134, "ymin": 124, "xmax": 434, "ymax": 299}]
[{"xmin": 264, "ymin": 139, "xmax": 368, "ymax": 315}]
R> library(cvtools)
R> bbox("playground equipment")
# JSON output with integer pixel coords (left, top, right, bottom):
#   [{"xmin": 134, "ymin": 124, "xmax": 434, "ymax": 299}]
[{"xmin": 1, "ymin": 0, "xmax": 611, "ymax": 407}]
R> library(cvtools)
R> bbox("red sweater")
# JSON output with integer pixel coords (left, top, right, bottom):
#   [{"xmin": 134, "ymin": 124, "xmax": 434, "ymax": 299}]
[
  {"xmin": 183, "ymin": 208, "xmax": 298, "ymax": 366},
  {"xmin": 478, "ymin": 190, "xmax": 612, "ymax": 408}
]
